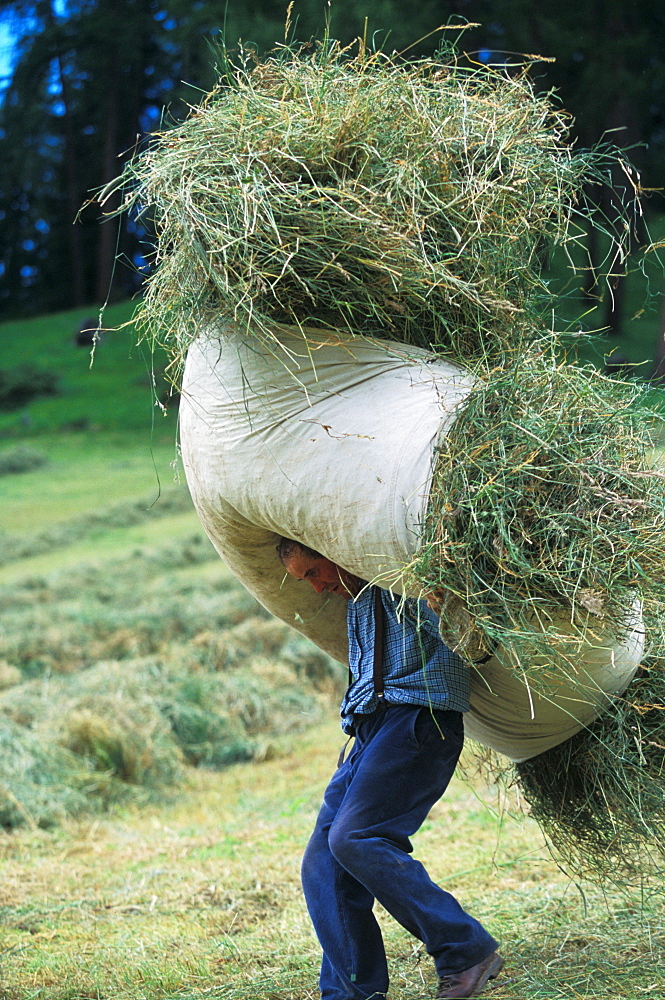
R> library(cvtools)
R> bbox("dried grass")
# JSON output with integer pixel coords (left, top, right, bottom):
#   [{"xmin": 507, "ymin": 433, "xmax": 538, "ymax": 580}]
[
  {"xmin": 514, "ymin": 653, "xmax": 665, "ymax": 884},
  {"xmin": 0, "ymin": 540, "xmax": 343, "ymax": 830},
  {"xmin": 409, "ymin": 348, "xmax": 665, "ymax": 673},
  {"xmin": 104, "ymin": 36, "xmax": 611, "ymax": 368},
  {"xmin": 0, "ymin": 718, "xmax": 95, "ymax": 830}
]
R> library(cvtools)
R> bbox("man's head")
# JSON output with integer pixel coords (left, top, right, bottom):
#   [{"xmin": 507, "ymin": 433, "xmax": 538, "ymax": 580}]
[{"xmin": 277, "ymin": 538, "xmax": 362, "ymax": 598}]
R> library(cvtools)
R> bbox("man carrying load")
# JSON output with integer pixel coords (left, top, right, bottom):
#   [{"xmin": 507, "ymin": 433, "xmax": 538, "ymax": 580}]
[{"xmin": 279, "ymin": 538, "xmax": 503, "ymax": 1000}]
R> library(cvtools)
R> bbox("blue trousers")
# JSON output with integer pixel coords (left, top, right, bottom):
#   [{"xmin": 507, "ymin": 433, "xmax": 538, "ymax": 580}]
[{"xmin": 301, "ymin": 705, "xmax": 498, "ymax": 1000}]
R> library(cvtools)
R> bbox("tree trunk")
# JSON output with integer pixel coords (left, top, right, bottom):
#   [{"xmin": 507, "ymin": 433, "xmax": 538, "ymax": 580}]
[
  {"xmin": 43, "ymin": 0, "xmax": 86, "ymax": 305},
  {"xmin": 95, "ymin": 51, "xmax": 121, "ymax": 303},
  {"xmin": 55, "ymin": 55, "xmax": 86, "ymax": 305},
  {"xmin": 590, "ymin": 0, "xmax": 643, "ymax": 339}
]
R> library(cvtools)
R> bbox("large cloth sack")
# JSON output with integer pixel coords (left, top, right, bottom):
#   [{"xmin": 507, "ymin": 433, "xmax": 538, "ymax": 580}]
[
  {"xmin": 180, "ymin": 323, "xmax": 644, "ymax": 762},
  {"xmin": 463, "ymin": 599, "xmax": 643, "ymax": 761}
]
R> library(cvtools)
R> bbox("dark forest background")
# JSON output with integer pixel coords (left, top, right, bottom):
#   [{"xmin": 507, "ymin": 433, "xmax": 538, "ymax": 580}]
[{"xmin": 1, "ymin": 0, "xmax": 664, "ymax": 361}]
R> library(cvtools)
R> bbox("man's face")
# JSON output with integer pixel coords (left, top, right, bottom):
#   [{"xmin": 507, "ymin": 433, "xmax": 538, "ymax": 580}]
[{"xmin": 282, "ymin": 550, "xmax": 362, "ymax": 598}]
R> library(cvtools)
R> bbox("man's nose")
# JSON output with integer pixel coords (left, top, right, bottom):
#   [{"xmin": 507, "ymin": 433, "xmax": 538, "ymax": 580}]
[{"xmin": 310, "ymin": 579, "xmax": 328, "ymax": 594}]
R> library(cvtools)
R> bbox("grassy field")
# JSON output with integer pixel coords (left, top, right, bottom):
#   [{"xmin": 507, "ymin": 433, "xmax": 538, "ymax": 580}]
[
  {"xmin": 0, "ymin": 300, "xmax": 178, "ymax": 437},
  {"xmin": 1, "ymin": 303, "xmax": 664, "ymax": 998},
  {"xmin": 2, "ymin": 721, "xmax": 665, "ymax": 999}
]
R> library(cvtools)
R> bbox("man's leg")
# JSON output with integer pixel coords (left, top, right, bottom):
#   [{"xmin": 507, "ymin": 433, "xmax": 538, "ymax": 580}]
[
  {"xmin": 302, "ymin": 751, "xmax": 390, "ymax": 999},
  {"xmin": 327, "ymin": 706, "xmax": 499, "ymax": 981}
]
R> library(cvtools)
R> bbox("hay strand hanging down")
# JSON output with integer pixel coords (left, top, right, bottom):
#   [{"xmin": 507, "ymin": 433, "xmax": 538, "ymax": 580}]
[
  {"xmin": 104, "ymin": 38, "xmax": 603, "ymax": 366},
  {"xmin": 514, "ymin": 646, "xmax": 665, "ymax": 883}
]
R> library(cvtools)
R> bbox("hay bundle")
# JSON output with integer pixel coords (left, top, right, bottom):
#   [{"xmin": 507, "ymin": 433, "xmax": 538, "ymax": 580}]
[
  {"xmin": 514, "ymin": 649, "xmax": 665, "ymax": 882},
  {"xmin": 410, "ymin": 350, "xmax": 665, "ymax": 674},
  {"xmin": 107, "ymin": 39, "xmax": 593, "ymax": 365}
]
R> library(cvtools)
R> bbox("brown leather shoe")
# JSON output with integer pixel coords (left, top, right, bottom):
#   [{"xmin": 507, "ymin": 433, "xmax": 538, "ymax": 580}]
[{"xmin": 436, "ymin": 951, "xmax": 503, "ymax": 998}]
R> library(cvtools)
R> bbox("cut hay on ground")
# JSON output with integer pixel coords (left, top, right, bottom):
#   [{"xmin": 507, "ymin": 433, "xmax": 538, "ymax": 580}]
[
  {"xmin": 0, "ymin": 717, "xmax": 94, "ymax": 830},
  {"xmin": 105, "ymin": 37, "xmax": 604, "ymax": 367},
  {"xmin": 0, "ymin": 541, "xmax": 344, "ymax": 830}
]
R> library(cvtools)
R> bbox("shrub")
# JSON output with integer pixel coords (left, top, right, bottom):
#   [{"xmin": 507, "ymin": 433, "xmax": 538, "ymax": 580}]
[
  {"xmin": 0, "ymin": 445, "xmax": 49, "ymax": 476},
  {"xmin": 0, "ymin": 364, "xmax": 59, "ymax": 410}
]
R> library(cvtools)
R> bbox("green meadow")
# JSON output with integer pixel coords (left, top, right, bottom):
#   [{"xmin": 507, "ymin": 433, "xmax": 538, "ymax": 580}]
[{"xmin": 0, "ymin": 302, "xmax": 664, "ymax": 998}]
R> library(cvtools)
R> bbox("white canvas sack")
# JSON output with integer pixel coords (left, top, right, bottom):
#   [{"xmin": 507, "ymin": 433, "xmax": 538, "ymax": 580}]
[{"xmin": 180, "ymin": 322, "xmax": 643, "ymax": 761}]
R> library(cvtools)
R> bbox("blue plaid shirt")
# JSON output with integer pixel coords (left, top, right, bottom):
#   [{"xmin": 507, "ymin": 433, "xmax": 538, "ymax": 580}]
[{"xmin": 340, "ymin": 586, "xmax": 470, "ymax": 734}]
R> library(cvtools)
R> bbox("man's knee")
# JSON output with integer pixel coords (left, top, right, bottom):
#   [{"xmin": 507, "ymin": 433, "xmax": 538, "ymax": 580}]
[{"xmin": 328, "ymin": 820, "xmax": 366, "ymax": 874}]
